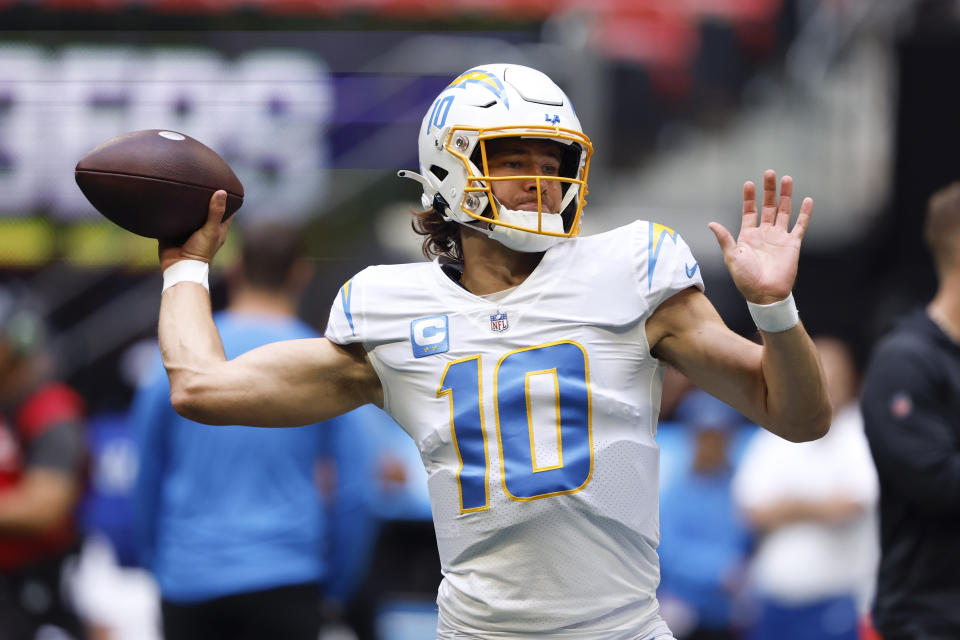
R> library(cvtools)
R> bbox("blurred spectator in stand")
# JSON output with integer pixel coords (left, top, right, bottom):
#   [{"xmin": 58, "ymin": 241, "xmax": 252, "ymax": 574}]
[
  {"xmin": 733, "ymin": 336, "xmax": 878, "ymax": 640},
  {"xmin": 323, "ymin": 406, "xmax": 437, "ymax": 640},
  {"xmin": 654, "ymin": 368, "xmax": 698, "ymax": 495},
  {"xmin": 132, "ymin": 223, "xmax": 336, "ymax": 640},
  {"xmin": 658, "ymin": 388, "xmax": 752, "ymax": 640},
  {"xmin": 660, "ymin": 366, "xmax": 695, "ymax": 423},
  {"xmin": 0, "ymin": 284, "xmax": 88, "ymax": 640},
  {"xmin": 861, "ymin": 181, "xmax": 960, "ymax": 640},
  {"xmin": 70, "ymin": 408, "xmax": 161, "ymax": 640}
]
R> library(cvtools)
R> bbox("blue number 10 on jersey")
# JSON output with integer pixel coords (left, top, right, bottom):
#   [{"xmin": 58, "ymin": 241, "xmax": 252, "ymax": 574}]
[{"xmin": 438, "ymin": 340, "xmax": 593, "ymax": 513}]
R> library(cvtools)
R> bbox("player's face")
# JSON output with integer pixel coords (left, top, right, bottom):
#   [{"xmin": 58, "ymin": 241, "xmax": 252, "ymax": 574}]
[{"xmin": 483, "ymin": 138, "xmax": 565, "ymax": 214}]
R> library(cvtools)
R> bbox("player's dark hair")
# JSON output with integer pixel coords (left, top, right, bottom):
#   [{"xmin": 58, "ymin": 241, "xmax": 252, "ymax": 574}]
[
  {"xmin": 411, "ymin": 207, "xmax": 463, "ymax": 263},
  {"xmin": 924, "ymin": 181, "xmax": 960, "ymax": 277},
  {"xmin": 241, "ymin": 223, "xmax": 306, "ymax": 290}
]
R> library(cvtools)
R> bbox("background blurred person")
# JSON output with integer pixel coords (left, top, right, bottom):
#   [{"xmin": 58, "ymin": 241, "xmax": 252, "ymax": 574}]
[
  {"xmin": 69, "ymin": 406, "xmax": 162, "ymax": 640},
  {"xmin": 322, "ymin": 405, "xmax": 438, "ymax": 640},
  {"xmin": 132, "ymin": 223, "xmax": 331, "ymax": 640},
  {"xmin": 658, "ymin": 389, "xmax": 752, "ymax": 640},
  {"xmin": 0, "ymin": 284, "xmax": 88, "ymax": 640},
  {"xmin": 732, "ymin": 336, "xmax": 878, "ymax": 640},
  {"xmin": 861, "ymin": 181, "xmax": 960, "ymax": 640}
]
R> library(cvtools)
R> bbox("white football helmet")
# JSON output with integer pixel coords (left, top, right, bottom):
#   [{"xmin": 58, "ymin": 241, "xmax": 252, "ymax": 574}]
[{"xmin": 399, "ymin": 64, "xmax": 593, "ymax": 253}]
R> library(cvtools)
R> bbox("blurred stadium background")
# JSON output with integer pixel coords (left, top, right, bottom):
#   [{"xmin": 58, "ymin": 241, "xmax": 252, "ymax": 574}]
[
  {"xmin": 0, "ymin": 0, "xmax": 957, "ymax": 412},
  {"xmin": 0, "ymin": 2, "xmax": 958, "ymax": 636}
]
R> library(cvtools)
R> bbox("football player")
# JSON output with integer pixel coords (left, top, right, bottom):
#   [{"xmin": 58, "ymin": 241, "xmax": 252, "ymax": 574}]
[{"xmin": 156, "ymin": 64, "xmax": 831, "ymax": 638}]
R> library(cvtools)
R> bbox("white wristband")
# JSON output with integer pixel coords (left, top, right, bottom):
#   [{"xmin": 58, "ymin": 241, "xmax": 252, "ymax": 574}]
[
  {"xmin": 747, "ymin": 293, "xmax": 799, "ymax": 333},
  {"xmin": 162, "ymin": 259, "xmax": 209, "ymax": 293}
]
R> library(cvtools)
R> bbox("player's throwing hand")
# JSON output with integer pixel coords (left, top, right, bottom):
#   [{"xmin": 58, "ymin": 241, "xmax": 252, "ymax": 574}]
[
  {"xmin": 708, "ymin": 170, "xmax": 813, "ymax": 305},
  {"xmin": 159, "ymin": 190, "xmax": 234, "ymax": 271}
]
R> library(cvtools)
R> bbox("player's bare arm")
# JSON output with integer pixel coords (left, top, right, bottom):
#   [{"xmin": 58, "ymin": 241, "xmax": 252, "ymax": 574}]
[
  {"xmin": 158, "ymin": 191, "xmax": 382, "ymax": 427},
  {"xmin": 647, "ymin": 171, "xmax": 831, "ymax": 442}
]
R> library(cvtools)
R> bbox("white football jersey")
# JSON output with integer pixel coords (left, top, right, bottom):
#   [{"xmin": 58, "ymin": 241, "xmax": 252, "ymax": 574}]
[{"xmin": 326, "ymin": 220, "xmax": 704, "ymax": 637}]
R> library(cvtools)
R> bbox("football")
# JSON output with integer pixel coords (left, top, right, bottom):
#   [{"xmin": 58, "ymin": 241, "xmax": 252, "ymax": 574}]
[{"xmin": 75, "ymin": 129, "xmax": 244, "ymax": 240}]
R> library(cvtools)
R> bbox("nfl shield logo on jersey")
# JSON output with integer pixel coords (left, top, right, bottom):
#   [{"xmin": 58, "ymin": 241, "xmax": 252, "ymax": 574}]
[{"xmin": 489, "ymin": 312, "xmax": 509, "ymax": 332}]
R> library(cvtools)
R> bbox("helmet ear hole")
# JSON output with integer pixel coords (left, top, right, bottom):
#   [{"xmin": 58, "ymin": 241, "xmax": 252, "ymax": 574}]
[{"xmin": 429, "ymin": 165, "xmax": 449, "ymax": 181}]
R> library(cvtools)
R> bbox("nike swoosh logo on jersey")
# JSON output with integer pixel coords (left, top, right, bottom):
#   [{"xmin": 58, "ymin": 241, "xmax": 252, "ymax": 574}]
[{"xmin": 685, "ymin": 262, "xmax": 699, "ymax": 278}]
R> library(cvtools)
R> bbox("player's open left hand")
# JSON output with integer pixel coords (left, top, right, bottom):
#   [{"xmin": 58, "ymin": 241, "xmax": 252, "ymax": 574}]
[
  {"xmin": 708, "ymin": 170, "xmax": 812, "ymax": 305},
  {"xmin": 159, "ymin": 190, "xmax": 234, "ymax": 271}
]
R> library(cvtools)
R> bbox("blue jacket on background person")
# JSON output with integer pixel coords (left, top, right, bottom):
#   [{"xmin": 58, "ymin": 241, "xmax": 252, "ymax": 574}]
[{"xmin": 132, "ymin": 310, "xmax": 331, "ymax": 602}]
